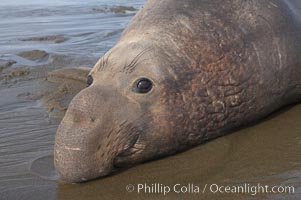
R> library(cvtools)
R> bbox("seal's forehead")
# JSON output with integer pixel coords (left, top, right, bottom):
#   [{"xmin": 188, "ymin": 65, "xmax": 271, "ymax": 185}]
[{"xmin": 90, "ymin": 41, "xmax": 157, "ymax": 74}]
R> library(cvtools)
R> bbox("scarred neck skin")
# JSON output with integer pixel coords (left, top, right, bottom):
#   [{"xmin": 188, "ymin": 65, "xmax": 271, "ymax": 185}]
[{"xmin": 119, "ymin": 0, "xmax": 301, "ymax": 148}]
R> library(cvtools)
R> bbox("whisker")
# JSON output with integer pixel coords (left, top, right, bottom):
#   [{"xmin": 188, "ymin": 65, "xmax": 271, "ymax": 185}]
[
  {"xmin": 99, "ymin": 50, "xmax": 113, "ymax": 71},
  {"xmin": 123, "ymin": 48, "xmax": 152, "ymax": 73}
]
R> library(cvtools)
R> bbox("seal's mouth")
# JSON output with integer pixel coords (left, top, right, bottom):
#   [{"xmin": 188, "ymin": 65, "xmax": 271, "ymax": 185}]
[{"xmin": 114, "ymin": 134, "xmax": 143, "ymax": 167}]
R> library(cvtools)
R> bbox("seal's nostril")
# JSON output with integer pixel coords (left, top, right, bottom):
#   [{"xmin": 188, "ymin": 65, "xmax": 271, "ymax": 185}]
[
  {"xmin": 90, "ymin": 117, "xmax": 95, "ymax": 122},
  {"xmin": 87, "ymin": 75, "xmax": 93, "ymax": 86}
]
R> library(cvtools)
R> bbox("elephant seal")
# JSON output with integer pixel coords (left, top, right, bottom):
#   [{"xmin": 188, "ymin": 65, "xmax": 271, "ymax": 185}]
[{"xmin": 54, "ymin": 0, "xmax": 301, "ymax": 182}]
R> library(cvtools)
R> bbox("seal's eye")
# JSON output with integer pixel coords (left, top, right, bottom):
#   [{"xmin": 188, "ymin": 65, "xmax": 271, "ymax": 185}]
[
  {"xmin": 87, "ymin": 75, "xmax": 93, "ymax": 87},
  {"xmin": 133, "ymin": 78, "xmax": 153, "ymax": 93}
]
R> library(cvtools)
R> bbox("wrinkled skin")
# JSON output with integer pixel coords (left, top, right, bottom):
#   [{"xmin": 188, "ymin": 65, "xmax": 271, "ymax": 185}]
[{"xmin": 54, "ymin": 0, "xmax": 301, "ymax": 182}]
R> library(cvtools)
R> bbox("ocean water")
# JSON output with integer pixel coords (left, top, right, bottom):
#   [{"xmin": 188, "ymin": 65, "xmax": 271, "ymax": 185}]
[{"xmin": 0, "ymin": 0, "xmax": 145, "ymax": 59}]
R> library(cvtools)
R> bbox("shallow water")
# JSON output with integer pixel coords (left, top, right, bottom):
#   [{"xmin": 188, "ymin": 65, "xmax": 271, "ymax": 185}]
[
  {"xmin": 0, "ymin": 0, "xmax": 300, "ymax": 200},
  {"xmin": 0, "ymin": 0, "xmax": 142, "ymax": 59}
]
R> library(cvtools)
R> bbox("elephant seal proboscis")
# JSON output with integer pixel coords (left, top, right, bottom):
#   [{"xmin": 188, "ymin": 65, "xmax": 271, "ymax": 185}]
[{"xmin": 54, "ymin": 0, "xmax": 301, "ymax": 182}]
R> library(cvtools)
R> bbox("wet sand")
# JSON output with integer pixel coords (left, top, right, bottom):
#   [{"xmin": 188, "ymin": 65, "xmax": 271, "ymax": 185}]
[
  {"xmin": 20, "ymin": 35, "xmax": 68, "ymax": 44},
  {"xmin": 0, "ymin": 0, "xmax": 300, "ymax": 200}
]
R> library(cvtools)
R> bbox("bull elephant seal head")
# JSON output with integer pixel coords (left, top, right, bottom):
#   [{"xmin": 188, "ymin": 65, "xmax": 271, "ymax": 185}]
[{"xmin": 54, "ymin": 40, "xmax": 182, "ymax": 182}]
